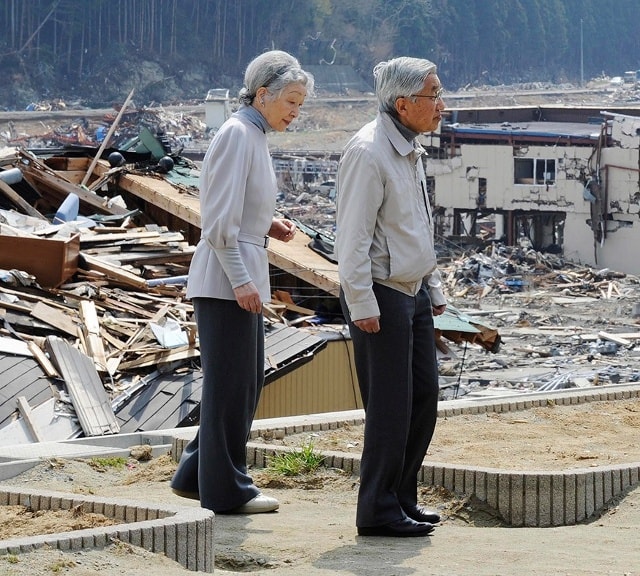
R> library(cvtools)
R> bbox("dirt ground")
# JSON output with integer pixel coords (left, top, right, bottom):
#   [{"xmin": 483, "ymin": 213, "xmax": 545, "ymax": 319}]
[{"xmin": 1, "ymin": 395, "xmax": 640, "ymax": 575}]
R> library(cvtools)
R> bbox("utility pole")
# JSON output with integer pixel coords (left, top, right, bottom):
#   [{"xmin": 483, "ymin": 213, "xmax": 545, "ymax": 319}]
[{"xmin": 580, "ymin": 19, "xmax": 584, "ymax": 86}]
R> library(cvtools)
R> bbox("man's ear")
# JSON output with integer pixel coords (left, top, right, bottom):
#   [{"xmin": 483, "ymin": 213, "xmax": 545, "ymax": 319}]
[{"xmin": 395, "ymin": 96, "xmax": 409, "ymax": 118}]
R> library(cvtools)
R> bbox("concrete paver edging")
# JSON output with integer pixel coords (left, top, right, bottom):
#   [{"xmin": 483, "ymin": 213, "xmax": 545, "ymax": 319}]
[
  {"xmin": 173, "ymin": 382, "xmax": 640, "ymax": 528},
  {"xmin": 0, "ymin": 487, "xmax": 214, "ymax": 572},
  {"xmin": 1, "ymin": 382, "xmax": 639, "ymax": 571}
]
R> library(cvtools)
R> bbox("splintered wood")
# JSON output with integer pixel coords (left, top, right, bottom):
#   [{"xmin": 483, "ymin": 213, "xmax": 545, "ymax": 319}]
[{"xmin": 0, "ymin": 214, "xmax": 197, "ymax": 440}]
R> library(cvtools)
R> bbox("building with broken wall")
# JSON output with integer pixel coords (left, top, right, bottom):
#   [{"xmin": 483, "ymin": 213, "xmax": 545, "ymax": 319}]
[{"xmin": 427, "ymin": 105, "xmax": 640, "ymax": 274}]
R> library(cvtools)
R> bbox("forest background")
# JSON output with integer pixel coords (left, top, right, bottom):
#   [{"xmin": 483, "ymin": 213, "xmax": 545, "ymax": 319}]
[{"xmin": 1, "ymin": 0, "xmax": 640, "ymax": 109}]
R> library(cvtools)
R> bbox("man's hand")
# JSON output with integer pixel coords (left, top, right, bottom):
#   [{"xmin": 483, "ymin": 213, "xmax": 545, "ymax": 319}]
[
  {"xmin": 354, "ymin": 316, "xmax": 380, "ymax": 333},
  {"xmin": 432, "ymin": 304, "xmax": 447, "ymax": 317}
]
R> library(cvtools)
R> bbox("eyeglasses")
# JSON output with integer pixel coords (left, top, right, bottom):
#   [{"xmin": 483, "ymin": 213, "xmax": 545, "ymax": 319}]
[{"xmin": 408, "ymin": 88, "xmax": 444, "ymax": 101}]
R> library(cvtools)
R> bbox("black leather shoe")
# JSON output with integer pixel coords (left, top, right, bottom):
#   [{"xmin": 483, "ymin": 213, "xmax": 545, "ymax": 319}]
[
  {"xmin": 357, "ymin": 517, "xmax": 435, "ymax": 537},
  {"xmin": 404, "ymin": 506, "xmax": 441, "ymax": 524}
]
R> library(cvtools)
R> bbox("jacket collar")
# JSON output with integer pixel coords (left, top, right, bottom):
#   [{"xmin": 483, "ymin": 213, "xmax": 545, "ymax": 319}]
[
  {"xmin": 379, "ymin": 112, "xmax": 425, "ymax": 160},
  {"xmin": 235, "ymin": 104, "xmax": 271, "ymax": 133}
]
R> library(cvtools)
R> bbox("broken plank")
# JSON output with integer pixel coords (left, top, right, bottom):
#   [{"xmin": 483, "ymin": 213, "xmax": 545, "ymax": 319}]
[
  {"xmin": 272, "ymin": 290, "xmax": 316, "ymax": 316},
  {"xmin": 118, "ymin": 346, "xmax": 200, "ymax": 370},
  {"xmin": 0, "ymin": 296, "xmax": 32, "ymax": 315},
  {"xmin": 31, "ymin": 301, "xmax": 79, "ymax": 337},
  {"xmin": 0, "ymin": 398, "xmax": 81, "ymax": 445},
  {"xmin": 0, "ymin": 335, "xmax": 32, "ymax": 356},
  {"xmin": 93, "ymin": 162, "xmax": 202, "ymax": 227},
  {"xmin": 267, "ymin": 231, "xmax": 340, "ymax": 297},
  {"xmin": 79, "ymin": 300, "xmax": 109, "ymax": 373},
  {"xmin": 28, "ymin": 340, "xmax": 59, "ymax": 378},
  {"xmin": 100, "ymin": 296, "xmax": 156, "ymax": 319},
  {"xmin": 597, "ymin": 331, "xmax": 632, "ymax": 346},
  {"xmin": 96, "ymin": 250, "xmax": 194, "ymax": 267},
  {"xmin": 0, "ymin": 179, "xmax": 47, "ymax": 219},
  {"xmin": 79, "ymin": 230, "xmax": 162, "ymax": 245},
  {"xmin": 513, "ymin": 346, "xmax": 552, "ymax": 358},
  {"xmin": 101, "ymin": 328, "xmax": 129, "ymax": 351},
  {"xmin": 551, "ymin": 296, "xmax": 600, "ymax": 304},
  {"xmin": 19, "ymin": 152, "xmax": 130, "ymax": 216},
  {"xmin": 106, "ymin": 303, "xmax": 171, "ymax": 372},
  {"xmin": 80, "ymin": 252, "xmax": 148, "ymax": 290},
  {"xmin": 45, "ymin": 336, "xmax": 120, "ymax": 436},
  {"xmin": 16, "ymin": 396, "xmax": 44, "ymax": 442}
]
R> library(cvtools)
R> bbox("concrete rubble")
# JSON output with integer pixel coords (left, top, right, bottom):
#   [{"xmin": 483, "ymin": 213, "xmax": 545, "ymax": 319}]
[{"xmin": 273, "ymin": 159, "xmax": 640, "ymax": 403}]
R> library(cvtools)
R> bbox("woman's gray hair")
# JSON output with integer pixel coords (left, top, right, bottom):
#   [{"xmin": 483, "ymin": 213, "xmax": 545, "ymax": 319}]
[
  {"xmin": 373, "ymin": 57, "xmax": 437, "ymax": 113},
  {"xmin": 239, "ymin": 50, "xmax": 314, "ymax": 105}
]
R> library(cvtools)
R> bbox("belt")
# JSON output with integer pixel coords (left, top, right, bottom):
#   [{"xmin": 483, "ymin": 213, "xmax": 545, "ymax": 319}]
[{"xmin": 238, "ymin": 232, "xmax": 270, "ymax": 248}]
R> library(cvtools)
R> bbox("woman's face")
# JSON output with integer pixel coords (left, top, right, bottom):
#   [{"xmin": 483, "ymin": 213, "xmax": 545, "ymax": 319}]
[{"xmin": 257, "ymin": 83, "xmax": 307, "ymax": 132}]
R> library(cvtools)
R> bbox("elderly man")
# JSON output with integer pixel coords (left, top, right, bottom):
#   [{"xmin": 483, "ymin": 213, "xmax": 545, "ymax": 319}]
[{"xmin": 335, "ymin": 57, "xmax": 447, "ymax": 537}]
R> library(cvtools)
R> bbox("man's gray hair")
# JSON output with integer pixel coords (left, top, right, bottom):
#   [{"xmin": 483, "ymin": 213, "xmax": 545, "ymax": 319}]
[
  {"xmin": 373, "ymin": 57, "xmax": 437, "ymax": 113},
  {"xmin": 239, "ymin": 50, "xmax": 315, "ymax": 105}
]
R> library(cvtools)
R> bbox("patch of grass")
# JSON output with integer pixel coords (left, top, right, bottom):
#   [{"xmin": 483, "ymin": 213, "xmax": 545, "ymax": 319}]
[
  {"xmin": 87, "ymin": 456, "xmax": 127, "ymax": 471},
  {"xmin": 266, "ymin": 443, "xmax": 325, "ymax": 476},
  {"xmin": 49, "ymin": 558, "xmax": 76, "ymax": 572}
]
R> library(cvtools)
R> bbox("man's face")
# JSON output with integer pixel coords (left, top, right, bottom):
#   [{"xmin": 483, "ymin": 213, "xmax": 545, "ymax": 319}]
[{"xmin": 396, "ymin": 74, "xmax": 445, "ymax": 133}]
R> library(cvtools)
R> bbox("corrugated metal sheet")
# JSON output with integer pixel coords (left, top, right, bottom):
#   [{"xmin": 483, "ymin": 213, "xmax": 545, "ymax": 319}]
[
  {"xmin": 115, "ymin": 370, "xmax": 202, "ymax": 433},
  {"xmin": 437, "ymin": 306, "xmax": 481, "ymax": 333},
  {"xmin": 264, "ymin": 323, "xmax": 327, "ymax": 382},
  {"xmin": 255, "ymin": 337, "xmax": 362, "ymax": 419}
]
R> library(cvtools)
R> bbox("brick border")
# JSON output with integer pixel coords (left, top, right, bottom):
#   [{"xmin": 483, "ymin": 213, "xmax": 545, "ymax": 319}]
[
  {"xmin": 417, "ymin": 461, "xmax": 640, "ymax": 526},
  {"xmin": 246, "ymin": 448, "xmax": 640, "ymax": 527},
  {"xmin": 172, "ymin": 384, "xmax": 640, "ymax": 528},
  {"xmin": 0, "ymin": 487, "xmax": 214, "ymax": 572},
  {"xmin": 2, "ymin": 382, "xmax": 638, "ymax": 568}
]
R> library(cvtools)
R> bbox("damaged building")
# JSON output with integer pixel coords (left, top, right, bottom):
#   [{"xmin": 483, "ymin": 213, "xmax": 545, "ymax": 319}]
[{"xmin": 426, "ymin": 105, "xmax": 640, "ymax": 273}]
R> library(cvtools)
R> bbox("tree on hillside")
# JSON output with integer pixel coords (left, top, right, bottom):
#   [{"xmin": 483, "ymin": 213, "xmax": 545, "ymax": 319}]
[{"xmin": 1, "ymin": 0, "xmax": 640, "ymax": 108}]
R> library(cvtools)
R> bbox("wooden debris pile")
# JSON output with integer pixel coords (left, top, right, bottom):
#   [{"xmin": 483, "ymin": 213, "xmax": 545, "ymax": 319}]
[
  {"xmin": 0, "ymin": 144, "xmax": 336, "ymax": 442},
  {"xmin": 436, "ymin": 243, "xmax": 640, "ymax": 400},
  {"xmin": 3, "ymin": 106, "xmax": 207, "ymax": 152},
  {"xmin": 443, "ymin": 243, "xmax": 636, "ymax": 301},
  {"xmin": 0, "ymin": 203, "xmax": 197, "ymax": 441}
]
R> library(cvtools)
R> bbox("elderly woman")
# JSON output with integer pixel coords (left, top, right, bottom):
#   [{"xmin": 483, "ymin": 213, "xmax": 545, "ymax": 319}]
[{"xmin": 171, "ymin": 50, "xmax": 314, "ymax": 514}]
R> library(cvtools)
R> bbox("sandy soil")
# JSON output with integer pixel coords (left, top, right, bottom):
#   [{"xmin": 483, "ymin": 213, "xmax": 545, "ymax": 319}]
[
  {"xmin": 2, "ymin": 395, "xmax": 640, "ymax": 575},
  {"xmin": 281, "ymin": 397, "xmax": 640, "ymax": 471}
]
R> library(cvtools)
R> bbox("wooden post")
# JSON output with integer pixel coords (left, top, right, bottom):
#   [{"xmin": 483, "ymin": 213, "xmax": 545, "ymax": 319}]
[{"xmin": 80, "ymin": 88, "xmax": 135, "ymax": 187}]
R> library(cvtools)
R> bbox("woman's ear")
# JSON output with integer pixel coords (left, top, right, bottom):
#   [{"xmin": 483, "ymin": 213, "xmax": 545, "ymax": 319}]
[{"xmin": 256, "ymin": 87, "xmax": 267, "ymax": 106}]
